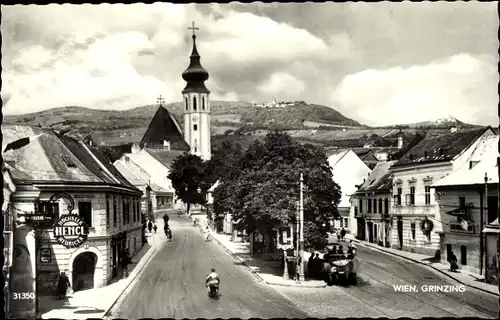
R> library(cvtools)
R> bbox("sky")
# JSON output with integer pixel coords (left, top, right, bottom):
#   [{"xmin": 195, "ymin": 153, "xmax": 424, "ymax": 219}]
[{"xmin": 1, "ymin": 3, "xmax": 498, "ymax": 126}]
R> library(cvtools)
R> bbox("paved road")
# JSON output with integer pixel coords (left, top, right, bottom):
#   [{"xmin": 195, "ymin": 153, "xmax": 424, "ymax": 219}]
[
  {"xmin": 107, "ymin": 215, "xmax": 309, "ymax": 319},
  {"xmin": 276, "ymin": 243, "xmax": 499, "ymax": 318}
]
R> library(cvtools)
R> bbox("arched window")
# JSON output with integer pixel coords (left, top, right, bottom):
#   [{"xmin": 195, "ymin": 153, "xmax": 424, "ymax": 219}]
[
  {"xmin": 193, "ymin": 96, "xmax": 197, "ymax": 111},
  {"xmin": 202, "ymin": 97, "xmax": 205, "ymax": 111},
  {"xmin": 185, "ymin": 97, "xmax": 188, "ymax": 111}
]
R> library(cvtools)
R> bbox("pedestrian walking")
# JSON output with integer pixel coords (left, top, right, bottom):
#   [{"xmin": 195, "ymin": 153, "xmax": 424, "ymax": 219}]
[
  {"xmin": 340, "ymin": 228, "xmax": 346, "ymax": 242},
  {"xmin": 153, "ymin": 224, "xmax": 157, "ymax": 234},
  {"xmin": 449, "ymin": 251, "xmax": 458, "ymax": 272},
  {"xmin": 147, "ymin": 220, "xmax": 153, "ymax": 233},
  {"xmin": 308, "ymin": 254, "xmax": 315, "ymax": 279},
  {"xmin": 56, "ymin": 271, "xmax": 71, "ymax": 299}
]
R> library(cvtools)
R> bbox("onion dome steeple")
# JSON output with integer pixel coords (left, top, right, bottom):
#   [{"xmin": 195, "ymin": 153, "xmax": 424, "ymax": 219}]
[{"xmin": 182, "ymin": 21, "xmax": 210, "ymax": 94}]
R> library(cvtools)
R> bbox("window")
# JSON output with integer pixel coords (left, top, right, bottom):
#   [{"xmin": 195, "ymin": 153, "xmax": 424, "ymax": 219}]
[
  {"xmin": 354, "ymin": 206, "xmax": 358, "ymax": 216},
  {"xmin": 378, "ymin": 199, "xmax": 382, "ymax": 214},
  {"xmin": 202, "ymin": 96, "xmax": 205, "ymax": 110},
  {"xmin": 113, "ymin": 195, "xmax": 117, "ymax": 226},
  {"xmin": 425, "ymin": 186, "xmax": 431, "ymax": 205},
  {"xmin": 344, "ymin": 218, "xmax": 349, "ymax": 229},
  {"xmin": 137, "ymin": 198, "xmax": 141, "ymax": 222},
  {"xmin": 106, "ymin": 195, "xmax": 110, "ymax": 227},
  {"xmin": 487, "ymin": 196, "xmax": 498, "ymax": 224},
  {"xmin": 193, "ymin": 124, "xmax": 198, "ymax": 131},
  {"xmin": 395, "ymin": 187, "xmax": 402, "ymax": 206},
  {"xmin": 134, "ymin": 238, "xmax": 137, "ymax": 251},
  {"xmin": 185, "ymin": 97, "xmax": 188, "ymax": 111},
  {"xmin": 384, "ymin": 198, "xmax": 389, "ymax": 214},
  {"xmin": 359, "ymin": 199, "xmax": 363, "ymax": 214},
  {"xmin": 459, "ymin": 197, "xmax": 466, "ymax": 208},
  {"xmin": 367, "ymin": 199, "xmax": 372, "ymax": 213},
  {"xmin": 340, "ymin": 219, "xmax": 343, "ymax": 227},
  {"xmin": 193, "ymin": 96, "xmax": 197, "ymax": 111},
  {"xmin": 406, "ymin": 187, "xmax": 415, "ymax": 205},
  {"xmin": 410, "ymin": 222, "xmax": 416, "ymax": 240},
  {"xmin": 38, "ymin": 201, "xmax": 60, "ymax": 216},
  {"xmin": 132, "ymin": 198, "xmax": 136, "ymax": 223},
  {"xmin": 460, "ymin": 245, "xmax": 467, "ymax": 265},
  {"xmin": 373, "ymin": 199, "xmax": 377, "ymax": 213},
  {"xmin": 122, "ymin": 197, "xmax": 126, "ymax": 225},
  {"xmin": 78, "ymin": 202, "xmax": 92, "ymax": 227}
]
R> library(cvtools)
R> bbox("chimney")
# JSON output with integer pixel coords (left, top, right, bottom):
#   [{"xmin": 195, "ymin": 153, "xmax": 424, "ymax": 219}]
[
  {"xmin": 450, "ymin": 126, "xmax": 457, "ymax": 133},
  {"xmin": 131, "ymin": 143, "xmax": 141, "ymax": 154},
  {"xmin": 397, "ymin": 136, "xmax": 404, "ymax": 149}
]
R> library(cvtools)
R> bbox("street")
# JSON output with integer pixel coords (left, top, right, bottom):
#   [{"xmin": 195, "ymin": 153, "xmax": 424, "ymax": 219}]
[
  {"xmin": 106, "ymin": 215, "xmax": 309, "ymax": 319},
  {"xmin": 108, "ymin": 215, "xmax": 498, "ymax": 319},
  {"xmin": 276, "ymin": 244, "xmax": 498, "ymax": 318}
]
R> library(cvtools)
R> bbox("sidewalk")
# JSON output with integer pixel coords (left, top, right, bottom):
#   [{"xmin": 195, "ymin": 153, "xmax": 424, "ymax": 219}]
[
  {"xmin": 345, "ymin": 234, "xmax": 499, "ymax": 296},
  {"xmin": 38, "ymin": 225, "xmax": 160, "ymax": 319},
  {"xmin": 209, "ymin": 231, "xmax": 325, "ymax": 288}
]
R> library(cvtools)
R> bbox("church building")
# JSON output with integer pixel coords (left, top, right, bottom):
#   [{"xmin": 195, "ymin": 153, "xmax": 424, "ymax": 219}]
[{"xmin": 114, "ymin": 22, "xmax": 212, "ymax": 211}]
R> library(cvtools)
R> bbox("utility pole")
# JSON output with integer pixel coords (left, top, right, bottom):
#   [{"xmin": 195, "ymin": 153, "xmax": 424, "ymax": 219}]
[
  {"xmin": 296, "ymin": 201, "xmax": 300, "ymax": 283},
  {"xmin": 299, "ymin": 173, "xmax": 305, "ymax": 281},
  {"xmin": 481, "ymin": 173, "xmax": 488, "ymax": 276}
]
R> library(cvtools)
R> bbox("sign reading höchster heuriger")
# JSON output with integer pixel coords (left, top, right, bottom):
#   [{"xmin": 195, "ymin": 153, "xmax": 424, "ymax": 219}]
[{"xmin": 53, "ymin": 214, "xmax": 89, "ymax": 248}]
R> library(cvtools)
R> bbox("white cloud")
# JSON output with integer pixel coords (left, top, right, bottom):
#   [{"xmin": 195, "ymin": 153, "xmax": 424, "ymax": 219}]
[
  {"xmin": 333, "ymin": 53, "xmax": 498, "ymax": 126},
  {"xmin": 257, "ymin": 72, "xmax": 306, "ymax": 98}
]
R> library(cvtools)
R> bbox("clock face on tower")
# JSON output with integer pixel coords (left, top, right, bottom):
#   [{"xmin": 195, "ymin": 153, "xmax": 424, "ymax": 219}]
[{"xmin": 192, "ymin": 116, "xmax": 198, "ymax": 123}]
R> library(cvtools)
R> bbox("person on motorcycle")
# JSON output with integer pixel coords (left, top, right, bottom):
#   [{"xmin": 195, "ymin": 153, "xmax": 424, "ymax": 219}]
[
  {"xmin": 206, "ymin": 268, "xmax": 220, "ymax": 294},
  {"xmin": 347, "ymin": 241, "xmax": 357, "ymax": 258}
]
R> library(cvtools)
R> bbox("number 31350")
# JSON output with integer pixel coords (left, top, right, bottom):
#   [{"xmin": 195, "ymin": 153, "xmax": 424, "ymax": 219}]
[{"xmin": 13, "ymin": 292, "xmax": 35, "ymax": 299}]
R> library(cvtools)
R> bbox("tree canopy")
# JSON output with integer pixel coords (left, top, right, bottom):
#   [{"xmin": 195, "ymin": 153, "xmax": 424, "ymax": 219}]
[
  {"xmin": 167, "ymin": 152, "xmax": 209, "ymax": 213},
  {"xmin": 212, "ymin": 131, "xmax": 341, "ymax": 249}
]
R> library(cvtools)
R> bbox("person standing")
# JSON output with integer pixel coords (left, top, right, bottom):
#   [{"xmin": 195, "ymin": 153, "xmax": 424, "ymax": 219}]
[
  {"xmin": 340, "ymin": 228, "xmax": 346, "ymax": 242},
  {"xmin": 153, "ymin": 223, "xmax": 157, "ymax": 234},
  {"xmin": 147, "ymin": 220, "xmax": 153, "ymax": 233},
  {"xmin": 308, "ymin": 254, "xmax": 315, "ymax": 279},
  {"xmin": 57, "ymin": 271, "xmax": 71, "ymax": 299},
  {"xmin": 120, "ymin": 249, "xmax": 132, "ymax": 278}
]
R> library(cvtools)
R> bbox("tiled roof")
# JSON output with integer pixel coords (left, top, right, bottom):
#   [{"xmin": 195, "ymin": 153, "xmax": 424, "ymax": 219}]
[
  {"xmin": 113, "ymin": 160, "xmax": 146, "ymax": 186},
  {"xmin": 393, "ymin": 127, "xmax": 490, "ymax": 167},
  {"xmin": 2, "ymin": 125, "xmax": 140, "ymax": 192},
  {"xmin": 144, "ymin": 149, "xmax": 184, "ymax": 167},
  {"xmin": 432, "ymin": 135, "xmax": 498, "ymax": 187},
  {"xmin": 357, "ymin": 161, "xmax": 396, "ymax": 193}
]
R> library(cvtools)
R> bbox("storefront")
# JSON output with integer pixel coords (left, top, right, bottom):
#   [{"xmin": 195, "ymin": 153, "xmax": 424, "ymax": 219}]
[{"xmin": 110, "ymin": 231, "xmax": 127, "ymax": 280}]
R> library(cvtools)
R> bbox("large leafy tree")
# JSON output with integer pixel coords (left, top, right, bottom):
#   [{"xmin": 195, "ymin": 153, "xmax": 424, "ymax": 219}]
[
  {"xmin": 213, "ymin": 131, "xmax": 341, "ymax": 249},
  {"xmin": 168, "ymin": 152, "xmax": 209, "ymax": 214}
]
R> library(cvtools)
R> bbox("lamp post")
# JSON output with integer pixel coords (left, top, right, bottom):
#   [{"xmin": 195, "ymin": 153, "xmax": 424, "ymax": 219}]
[
  {"xmin": 296, "ymin": 201, "xmax": 300, "ymax": 283},
  {"xmin": 299, "ymin": 173, "xmax": 305, "ymax": 281}
]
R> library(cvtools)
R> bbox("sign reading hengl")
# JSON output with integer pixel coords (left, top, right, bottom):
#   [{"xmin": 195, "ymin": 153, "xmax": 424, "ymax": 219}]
[{"xmin": 53, "ymin": 214, "xmax": 89, "ymax": 248}]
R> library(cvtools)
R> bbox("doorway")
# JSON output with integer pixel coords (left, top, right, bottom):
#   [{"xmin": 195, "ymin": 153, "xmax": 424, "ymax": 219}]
[
  {"xmin": 72, "ymin": 252, "xmax": 97, "ymax": 292},
  {"xmin": 367, "ymin": 222, "xmax": 373, "ymax": 243},
  {"xmin": 397, "ymin": 219, "xmax": 403, "ymax": 250},
  {"xmin": 446, "ymin": 244, "xmax": 452, "ymax": 261}
]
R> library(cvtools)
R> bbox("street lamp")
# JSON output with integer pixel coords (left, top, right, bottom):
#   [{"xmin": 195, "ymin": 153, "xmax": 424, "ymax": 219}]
[{"xmin": 299, "ymin": 173, "xmax": 305, "ymax": 282}]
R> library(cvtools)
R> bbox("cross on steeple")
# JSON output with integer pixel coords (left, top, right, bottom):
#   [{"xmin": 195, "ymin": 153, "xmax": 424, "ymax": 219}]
[
  {"xmin": 188, "ymin": 21, "xmax": 199, "ymax": 37},
  {"xmin": 157, "ymin": 95, "xmax": 165, "ymax": 106}
]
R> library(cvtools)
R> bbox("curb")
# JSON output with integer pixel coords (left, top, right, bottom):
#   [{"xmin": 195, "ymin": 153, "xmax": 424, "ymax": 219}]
[
  {"xmin": 102, "ymin": 234, "xmax": 158, "ymax": 318},
  {"xmin": 209, "ymin": 233, "xmax": 326, "ymax": 288},
  {"xmin": 349, "ymin": 237, "xmax": 499, "ymax": 297}
]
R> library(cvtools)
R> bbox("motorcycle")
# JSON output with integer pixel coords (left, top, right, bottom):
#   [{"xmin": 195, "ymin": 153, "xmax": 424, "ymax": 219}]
[{"xmin": 207, "ymin": 283, "xmax": 219, "ymax": 298}]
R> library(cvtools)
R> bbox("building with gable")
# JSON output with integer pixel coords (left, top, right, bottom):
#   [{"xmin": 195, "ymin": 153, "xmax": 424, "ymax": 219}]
[
  {"xmin": 389, "ymin": 126, "xmax": 495, "ymax": 257},
  {"xmin": 432, "ymin": 133, "xmax": 498, "ymax": 276},
  {"xmin": 114, "ymin": 23, "xmax": 212, "ymax": 213},
  {"xmin": 353, "ymin": 160, "xmax": 396, "ymax": 247},
  {"xmin": 327, "ymin": 149, "xmax": 372, "ymax": 235},
  {"xmin": 3, "ymin": 125, "xmax": 143, "ymax": 318}
]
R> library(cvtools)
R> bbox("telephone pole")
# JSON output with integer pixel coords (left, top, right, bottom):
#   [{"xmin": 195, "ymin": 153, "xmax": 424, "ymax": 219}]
[{"xmin": 299, "ymin": 173, "xmax": 305, "ymax": 281}]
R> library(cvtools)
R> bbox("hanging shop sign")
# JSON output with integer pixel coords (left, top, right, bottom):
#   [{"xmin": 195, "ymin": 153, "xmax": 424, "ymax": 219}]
[{"xmin": 53, "ymin": 215, "xmax": 89, "ymax": 248}]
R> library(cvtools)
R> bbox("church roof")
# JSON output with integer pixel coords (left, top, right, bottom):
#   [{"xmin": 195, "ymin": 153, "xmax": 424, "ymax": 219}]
[
  {"xmin": 182, "ymin": 30, "xmax": 210, "ymax": 94},
  {"xmin": 139, "ymin": 105, "xmax": 190, "ymax": 151}
]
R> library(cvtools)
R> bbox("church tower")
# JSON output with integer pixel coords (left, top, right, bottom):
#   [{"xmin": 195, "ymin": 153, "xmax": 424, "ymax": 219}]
[{"xmin": 181, "ymin": 21, "xmax": 211, "ymax": 161}]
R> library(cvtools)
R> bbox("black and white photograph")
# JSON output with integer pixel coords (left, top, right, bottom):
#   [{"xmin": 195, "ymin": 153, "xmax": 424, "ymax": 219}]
[{"xmin": 1, "ymin": 2, "xmax": 499, "ymax": 319}]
